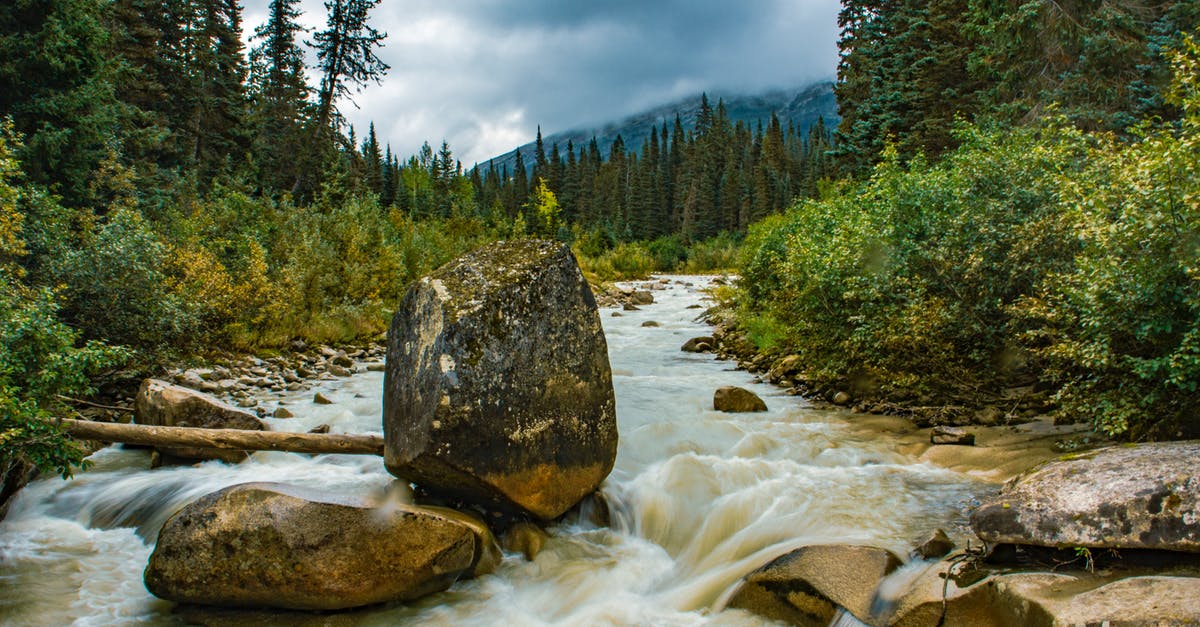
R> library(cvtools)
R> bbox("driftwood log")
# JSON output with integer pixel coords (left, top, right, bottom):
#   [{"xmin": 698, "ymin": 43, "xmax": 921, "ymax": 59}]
[{"xmin": 62, "ymin": 419, "xmax": 384, "ymax": 456}]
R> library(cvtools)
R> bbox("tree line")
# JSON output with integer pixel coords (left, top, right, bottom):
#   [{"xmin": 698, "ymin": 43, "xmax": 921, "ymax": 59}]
[{"xmin": 737, "ymin": 1, "xmax": 1200, "ymax": 441}]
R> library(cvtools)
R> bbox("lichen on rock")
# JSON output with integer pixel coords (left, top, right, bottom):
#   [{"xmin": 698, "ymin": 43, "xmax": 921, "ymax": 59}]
[{"xmin": 383, "ymin": 240, "xmax": 617, "ymax": 520}]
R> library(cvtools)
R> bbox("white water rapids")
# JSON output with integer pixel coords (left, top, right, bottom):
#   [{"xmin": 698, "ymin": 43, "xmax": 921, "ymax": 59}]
[{"xmin": 0, "ymin": 276, "xmax": 986, "ymax": 626}]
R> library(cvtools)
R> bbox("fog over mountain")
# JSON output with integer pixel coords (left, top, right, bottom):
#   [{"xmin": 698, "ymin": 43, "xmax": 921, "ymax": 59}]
[{"xmin": 242, "ymin": 0, "xmax": 841, "ymax": 164}]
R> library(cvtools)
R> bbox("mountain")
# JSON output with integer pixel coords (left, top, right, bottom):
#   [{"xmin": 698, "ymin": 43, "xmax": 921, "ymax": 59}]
[{"xmin": 479, "ymin": 81, "xmax": 838, "ymax": 174}]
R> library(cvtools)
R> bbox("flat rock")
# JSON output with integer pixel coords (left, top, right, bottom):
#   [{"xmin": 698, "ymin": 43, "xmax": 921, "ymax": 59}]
[
  {"xmin": 971, "ymin": 441, "xmax": 1200, "ymax": 552},
  {"xmin": 144, "ymin": 483, "xmax": 478, "ymax": 610},
  {"xmin": 384, "ymin": 240, "xmax": 617, "ymax": 520},
  {"xmin": 714, "ymin": 386, "xmax": 768, "ymax": 412},
  {"xmin": 727, "ymin": 544, "xmax": 903, "ymax": 626},
  {"xmin": 135, "ymin": 379, "xmax": 265, "ymax": 462},
  {"xmin": 889, "ymin": 566, "xmax": 1200, "ymax": 627}
]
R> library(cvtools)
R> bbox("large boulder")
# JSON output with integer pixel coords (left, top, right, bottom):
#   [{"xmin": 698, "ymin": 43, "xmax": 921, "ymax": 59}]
[
  {"xmin": 726, "ymin": 544, "xmax": 903, "ymax": 626},
  {"xmin": 714, "ymin": 386, "xmax": 768, "ymax": 413},
  {"xmin": 144, "ymin": 482, "xmax": 479, "ymax": 610},
  {"xmin": 383, "ymin": 240, "xmax": 617, "ymax": 520},
  {"xmin": 135, "ymin": 378, "xmax": 266, "ymax": 462},
  {"xmin": 971, "ymin": 441, "xmax": 1200, "ymax": 552}
]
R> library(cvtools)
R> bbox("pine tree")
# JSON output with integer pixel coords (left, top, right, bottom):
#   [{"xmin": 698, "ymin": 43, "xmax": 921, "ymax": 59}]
[{"xmin": 311, "ymin": 0, "xmax": 389, "ymax": 133}]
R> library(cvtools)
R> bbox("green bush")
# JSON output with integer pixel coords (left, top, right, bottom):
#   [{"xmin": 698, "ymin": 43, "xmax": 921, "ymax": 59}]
[
  {"xmin": 1018, "ymin": 35, "xmax": 1200, "ymax": 439},
  {"xmin": 737, "ymin": 124, "xmax": 1096, "ymax": 400}
]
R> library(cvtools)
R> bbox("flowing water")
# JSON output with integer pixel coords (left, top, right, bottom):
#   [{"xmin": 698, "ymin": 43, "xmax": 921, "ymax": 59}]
[{"xmin": 0, "ymin": 277, "xmax": 987, "ymax": 626}]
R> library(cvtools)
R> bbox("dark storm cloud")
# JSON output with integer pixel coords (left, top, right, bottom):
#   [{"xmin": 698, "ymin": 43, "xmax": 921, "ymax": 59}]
[{"xmin": 243, "ymin": 0, "xmax": 840, "ymax": 164}]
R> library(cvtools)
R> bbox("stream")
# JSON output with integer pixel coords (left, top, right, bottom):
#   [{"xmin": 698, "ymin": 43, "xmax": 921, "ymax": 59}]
[{"xmin": 0, "ymin": 276, "xmax": 987, "ymax": 626}]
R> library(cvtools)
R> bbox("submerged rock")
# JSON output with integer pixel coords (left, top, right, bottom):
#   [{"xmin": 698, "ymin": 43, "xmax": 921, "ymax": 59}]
[
  {"xmin": 971, "ymin": 441, "xmax": 1200, "ymax": 553},
  {"xmin": 144, "ymin": 482, "xmax": 478, "ymax": 610},
  {"xmin": 135, "ymin": 379, "xmax": 265, "ymax": 463},
  {"xmin": 727, "ymin": 544, "xmax": 903, "ymax": 626},
  {"xmin": 383, "ymin": 240, "xmax": 617, "ymax": 520},
  {"xmin": 714, "ymin": 386, "xmax": 768, "ymax": 412}
]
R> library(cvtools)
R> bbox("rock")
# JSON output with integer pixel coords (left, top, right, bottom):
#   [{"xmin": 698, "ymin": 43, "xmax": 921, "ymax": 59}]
[
  {"xmin": 420, "ymin": 505, "xmax": 503, "ymax": 578},
  {"xmin": 329, "ymin": 364, "xmax": 352, "ymax": 377},
  {"xmin": 931, "ymin": 425, "xmax": 975, "ymax": 445},
  {"xmin": 913, "ymin": 528, "xmax": 954, "ymax": 559},
  {"xmin": 972, "ymin": 441, "xmax": 1200, "ymax": 553},
  {"xmin": 611, "ymin": 311, "xmax": 622, "ymax": 317},
  {"xmin": 831, "ymin": 391, "xmax": 851, "ymax": 406},
  {"xmin": 974, "ymin": 406, "xmax": 1005, "ymax": 426},
  {"xmin": 144, "ymin": 483, "xmax": 478, "ymax": 610},
  {"xmin": 641, "ymin": 321, "xmax": 660, "ymax": 328},
  {"xmin": 888, "ymin": 566, "xmax": 1200, "ymax": 627},
  {"xmin": 318, "ymin": 346, "xmax": 338, "ymax": 358},
  {"xmin": 331, "ymin": 353, "xmax": 354, "ymax": 368},
  {"xmin": 135, "ymin": 379, "xmax": 266, "ymax": 463},
  {"xmin": 271, "ymin": 407, "xmax": 294, "ymax": 419},
  {"xmin": 630, "ymin": 290, "xmax": 654, "ymax": 305},
  {"xmin": 313, "ymin": 392, "xmax": 333, "ymax": 405},
  {"xmin": 501, "ymin": 521, "xmax": 550, "ymax": 561},
  {"xmin": 623, "ymin": 303, "xmax": 640, "ymax": 311},
  {"xmin": 766, "ymin": 355, "xmax": 804, "ymax": 382},
  {"xmin": 366, "ymin": 362, "xmax": 386, "ymax": 372},
  {"xmin": 714, "ymin": 386, "xmax": 768, "ymax": 413},
  {"xmin": 383, "ymin": 240, "xmax": 617, "ymax": 520},
  {"xmin": 727, "ymin": 544, "xmax": 903, "ymax": 626},
  {"xmin": 307, "ymin": 424, "xmax": 330, "ymax": 434},
  {"xmin": 681, "ymin": 336, "xmax": 715, "ymax": 353}
]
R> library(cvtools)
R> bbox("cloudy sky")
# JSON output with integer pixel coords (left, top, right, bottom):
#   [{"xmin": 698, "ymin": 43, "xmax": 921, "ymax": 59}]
[{"xmin": 243, "ymin": 0, "xmax": 842, "ymax": 165}]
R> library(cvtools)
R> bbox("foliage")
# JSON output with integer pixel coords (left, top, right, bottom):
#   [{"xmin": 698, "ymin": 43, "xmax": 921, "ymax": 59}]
[
  {"xmin": 0, "ymin": 124, "xmax": 126, "ymax": 479},
  {"xmin": 1018, "ymin": 35, "xmax": 1200, "ymax": 439},
  {"xmin": 739, "ymin": 124, "xmax": 1096, "ymax": 401}
]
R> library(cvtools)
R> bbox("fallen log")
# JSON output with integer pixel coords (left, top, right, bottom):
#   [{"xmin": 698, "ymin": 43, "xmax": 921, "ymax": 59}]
[{"xmin": 62, "ymin": 419, "xmax": 384, "ymax": 456}]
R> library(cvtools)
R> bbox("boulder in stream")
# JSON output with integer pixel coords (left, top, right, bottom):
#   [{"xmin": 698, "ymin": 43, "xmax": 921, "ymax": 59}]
[
  {"xmin": 135, "ymin": 379, "xmax": 265, "ymax": 463},
  {"xmin": 681, "ymin": 336, "xmax": 714, "ymax": 353},
  {"xmin": 383, "ymin": 240, "xmax": 617, "ymax": 520},
  {"xmin": 144, "ymin": 482, "xmax": 481, "ymax": 610},
  {"xmin": 971, "ymin": 441, "xmax": 1200, "ymax": 553},
  {"xmin": 726, "ymin": 544, "xmax": 903, "ymax": 626},
  {"xmin": 713, "ymin": 386, "xmax": 768, "ymax": 412}
]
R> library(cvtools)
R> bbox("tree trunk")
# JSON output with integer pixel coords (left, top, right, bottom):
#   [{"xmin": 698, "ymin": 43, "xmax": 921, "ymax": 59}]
[{"xmin": 62, "ymin": 419, "xmax": 383, "ymax": 456}]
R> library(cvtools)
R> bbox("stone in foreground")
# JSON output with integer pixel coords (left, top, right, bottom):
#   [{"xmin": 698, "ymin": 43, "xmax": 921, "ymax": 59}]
[
  {"xmin": 971, "ymin": 441, "xmax": 1200, "ymax": 553},
  {"xmin": 144, "ymin": 482, "xmax": 477, "ymax": 610},
  {"xmin": 727, "ymin": 544, "xmax": 903, "ymax": 626},
  {"xmin": 135, "ymin": 378, "xmax": 265, "ymax": 462},
  {"xmin": 384, "ymin": 240, "xmax": 617, "ymax": 520},
  {"xmin": 888, "ymin": 564, "xmax": 1200, "ymax": 627},
  {"xmin": 714, "ymin": 386, "xmax": 768, "ymax": 412}
]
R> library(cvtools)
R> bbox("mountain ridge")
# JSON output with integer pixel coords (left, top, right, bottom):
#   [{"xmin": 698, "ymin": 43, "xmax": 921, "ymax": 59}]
[{"xmin": 478, "ymin": 80, "xmax": 838, "ymax": 174}]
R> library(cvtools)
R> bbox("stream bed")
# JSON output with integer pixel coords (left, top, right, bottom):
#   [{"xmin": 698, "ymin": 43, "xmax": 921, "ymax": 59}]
[{"xmin": 0, "ymin": 276, "xmax": 988, "ymax": 626}]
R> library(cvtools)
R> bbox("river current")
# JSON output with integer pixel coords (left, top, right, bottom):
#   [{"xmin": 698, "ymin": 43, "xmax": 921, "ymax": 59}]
[{"xmin": 0, "ymin": 276, "xmax": 985, "ymax": 626}]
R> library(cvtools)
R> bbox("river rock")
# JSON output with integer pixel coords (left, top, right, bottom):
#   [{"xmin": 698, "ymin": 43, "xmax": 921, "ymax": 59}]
[
  {"xmin": 681, "ymin": 336, "xmax": 715, "ymax": 353},
  {"xmin": 144, "ymin": 482, "xmax": 478, "ymax": 610},
  {"xmin": 135, "ymin": 379, "xmax": 265, "ymax": 463},
  {"xmin": 767, "ymin": 354, "xmax": 804, "ymax": 383},
  {"xmin": 727, "ymin": 544, "xmax": 903, "ymax": 626},
  {"xmin": 630, "ymin": 290, "xmax": 654, "ymax": 305},
  {"xmin": 912, "ymin": 528, "xmax": 955, "ymax": 559},
  {"xmin": 888, "ymin": 564, "xmax": 1200, "ymax": 627},
  {"xmin": 383, "ymin": 240, "xmax": 618, "ymax": 520},
  {"xmin": 930, "ymin": 425, "xmax": 975, "ymax": 445},
  {"xmin": 714, "ymin": 386, "xmax": 768, "ymax": 412},
  {"xmin": 971, "ymin": 441, "xmax": 1200, "ymax": 553}
]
